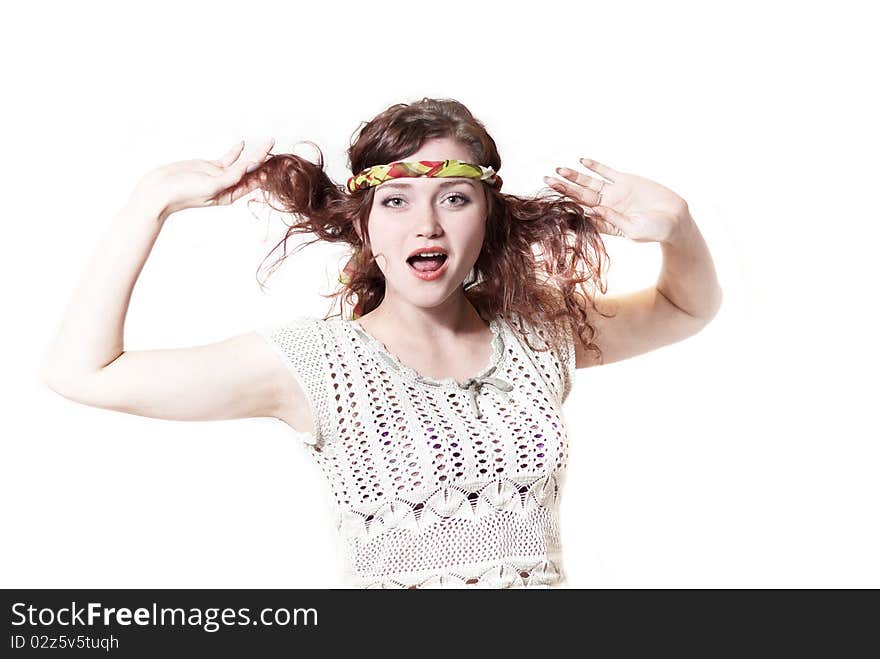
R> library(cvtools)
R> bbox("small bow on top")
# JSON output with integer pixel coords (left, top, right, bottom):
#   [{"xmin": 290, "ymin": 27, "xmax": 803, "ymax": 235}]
[{"xmin": 453, "ymin": 366, "xmax": 514, "ymax": 419}]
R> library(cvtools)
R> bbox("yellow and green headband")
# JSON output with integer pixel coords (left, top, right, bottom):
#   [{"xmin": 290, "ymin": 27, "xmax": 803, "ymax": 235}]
[{"xmin": 346, "ymin": 159, "xmax": 502, "ymax": 193}]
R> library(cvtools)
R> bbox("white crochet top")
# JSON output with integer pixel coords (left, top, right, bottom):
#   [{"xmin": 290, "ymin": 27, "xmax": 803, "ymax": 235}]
[{"xmin": 257, "ymin": 312, "xmax": 576, "ymax": 588}]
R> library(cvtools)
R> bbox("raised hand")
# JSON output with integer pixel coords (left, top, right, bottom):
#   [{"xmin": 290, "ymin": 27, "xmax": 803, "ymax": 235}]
[
  {"xmin": 544, "ymin": 157, "xmax": 689, "ymax": 244},
  {"xmin": 134, "ymin": 138, "xmax": 276, "ymax": 218}
]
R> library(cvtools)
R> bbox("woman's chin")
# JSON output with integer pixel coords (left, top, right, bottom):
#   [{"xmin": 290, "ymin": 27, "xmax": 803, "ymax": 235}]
[{"xmin": 395, "ymin": 282, "xmax": 466, "ymax": 307}]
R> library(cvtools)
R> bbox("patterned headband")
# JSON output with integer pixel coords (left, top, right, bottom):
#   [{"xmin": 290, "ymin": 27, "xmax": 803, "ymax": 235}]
[{"xmin": 346, "ymin": 159, "xmax": 503, "ymax": 193}]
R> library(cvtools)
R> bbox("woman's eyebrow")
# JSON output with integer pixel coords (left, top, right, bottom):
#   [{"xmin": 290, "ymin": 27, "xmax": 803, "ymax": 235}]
[{"xmin": 379, "ymin": 179, "xmax": 478, "ymax": 191}]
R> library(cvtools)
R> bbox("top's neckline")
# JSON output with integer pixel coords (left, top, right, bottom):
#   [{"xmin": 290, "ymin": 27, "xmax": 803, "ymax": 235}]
[{"xmin": 346, "ymin": 316, "xmax": 505, "ymax": 388}]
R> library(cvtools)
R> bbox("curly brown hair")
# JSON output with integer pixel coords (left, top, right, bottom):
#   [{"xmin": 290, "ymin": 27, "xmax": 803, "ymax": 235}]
[{"xmin": 247, "ymin": 97, "xmax": 613, "ymax": 363}]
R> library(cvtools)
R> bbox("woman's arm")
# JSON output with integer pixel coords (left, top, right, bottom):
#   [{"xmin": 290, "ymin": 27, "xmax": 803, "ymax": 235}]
[
  {"xmin": 40, "ymin": 191, "xmax": 170, "ymax": 384},
  {"xmin": 572, "ymin": 208, "xmax": 722, "ymax": 368},
  {"xmin": 655, "ymin": 208, "xmax": 723, "ymax": 321},
  {"xmin": 545, "ymin": 158, "xmax": 722, "ymax": 369},
  {"xmin": 39, "ymin": 140, "xmax": 315, "ymax": 431}
]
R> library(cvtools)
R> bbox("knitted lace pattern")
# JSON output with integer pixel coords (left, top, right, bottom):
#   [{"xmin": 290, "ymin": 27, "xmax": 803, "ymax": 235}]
[{"xmin": 257, "ymin": 313, "xmax": 576, "ymax": 588}]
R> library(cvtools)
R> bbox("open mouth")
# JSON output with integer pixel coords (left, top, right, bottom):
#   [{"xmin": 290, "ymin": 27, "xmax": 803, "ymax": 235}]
[{"xmin": 406, "ymin": 253, "xmax": 449, "ymax": 273}]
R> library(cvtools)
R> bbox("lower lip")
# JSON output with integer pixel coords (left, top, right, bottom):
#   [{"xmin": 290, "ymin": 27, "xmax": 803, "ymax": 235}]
[{"xmin": 407, "ymin": 257, "xmax": 449, "ymax": 281}]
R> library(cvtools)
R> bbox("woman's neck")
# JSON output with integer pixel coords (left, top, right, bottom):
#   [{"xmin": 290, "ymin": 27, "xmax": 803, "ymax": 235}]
[{"xmin": 359, "ymin": 293, "xmax": 488, "ymax": 347}]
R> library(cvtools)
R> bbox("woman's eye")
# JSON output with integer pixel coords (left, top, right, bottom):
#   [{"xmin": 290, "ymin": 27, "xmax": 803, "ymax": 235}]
[{"xmin": 380, "ymin": 194, "xmax": 470, "ymax": 208}]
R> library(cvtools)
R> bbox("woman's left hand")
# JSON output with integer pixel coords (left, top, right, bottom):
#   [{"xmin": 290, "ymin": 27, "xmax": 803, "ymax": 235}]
[{"xmin": 544, "ymin": 158, "xmax": 690, "ymax": 243}]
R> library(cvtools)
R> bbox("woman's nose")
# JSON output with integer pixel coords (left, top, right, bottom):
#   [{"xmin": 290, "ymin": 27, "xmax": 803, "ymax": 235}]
[{"xmin": 415, "ymin": 206, "xmax": 443, "ymax": 237}]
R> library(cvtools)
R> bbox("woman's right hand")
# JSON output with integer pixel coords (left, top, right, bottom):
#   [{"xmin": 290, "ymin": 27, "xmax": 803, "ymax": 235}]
[{"xmin": 132, "ymin": 138, "xmax": 276, "ymax": 218}]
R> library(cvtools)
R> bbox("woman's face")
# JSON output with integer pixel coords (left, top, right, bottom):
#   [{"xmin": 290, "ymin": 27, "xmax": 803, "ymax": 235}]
[{"xmin": 364, "ymin": 137, "xmax": 489, "ymax": 309}]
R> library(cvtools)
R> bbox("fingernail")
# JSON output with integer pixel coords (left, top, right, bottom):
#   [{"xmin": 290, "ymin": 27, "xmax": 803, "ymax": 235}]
[{"xmin": 246, "ymin": 163, "xmax": 259, "ymax": 173}]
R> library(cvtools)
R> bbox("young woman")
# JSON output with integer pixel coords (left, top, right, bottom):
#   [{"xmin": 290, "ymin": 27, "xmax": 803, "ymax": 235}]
[{"xmin": 41, "ymin": 98, "xmax": 722, "ymax": 588}]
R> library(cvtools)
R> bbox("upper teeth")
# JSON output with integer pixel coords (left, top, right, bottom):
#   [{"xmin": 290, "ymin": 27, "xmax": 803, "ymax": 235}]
[{"xmin": 415, "ymin": 252, "xmax": 444, "ymax": 257}]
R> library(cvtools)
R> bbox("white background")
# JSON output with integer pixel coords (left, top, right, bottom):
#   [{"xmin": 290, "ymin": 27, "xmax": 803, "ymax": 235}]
[{"xmin": 2, "ymin": 0, "xmax": 877, "ymax": 588}]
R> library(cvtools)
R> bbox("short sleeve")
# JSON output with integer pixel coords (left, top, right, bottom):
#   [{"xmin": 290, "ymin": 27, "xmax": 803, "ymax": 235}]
[
  {"xmin": 558, "ymin": 322, "xmax": 577, "ymax": 405},
  {"xmin": 256, "ymin": 316, "xmax": 331, "ymax": 448},
  {"xmin": 509, "ymin": 313, "xmax": 577, "ymax": 406}
]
